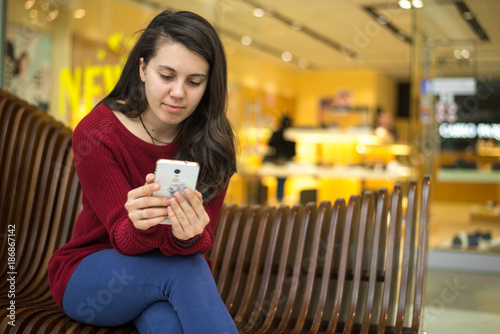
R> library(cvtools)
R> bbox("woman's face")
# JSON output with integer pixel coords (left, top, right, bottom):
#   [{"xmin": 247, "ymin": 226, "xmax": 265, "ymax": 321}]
[{"xmin": 139, "ymin": 41, "xmax": 209, "ymax": 127}]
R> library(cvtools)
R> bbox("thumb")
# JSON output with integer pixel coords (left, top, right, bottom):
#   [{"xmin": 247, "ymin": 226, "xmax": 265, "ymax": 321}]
[{"xmin": 145, "ymin": 173, "xmax": 156, "ymax": 184}]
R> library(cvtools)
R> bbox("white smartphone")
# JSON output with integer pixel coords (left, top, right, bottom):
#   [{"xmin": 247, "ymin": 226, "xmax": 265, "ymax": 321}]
[{"xmin": 153, "ymin": 159, "xmax": 200, "ymax": 224}]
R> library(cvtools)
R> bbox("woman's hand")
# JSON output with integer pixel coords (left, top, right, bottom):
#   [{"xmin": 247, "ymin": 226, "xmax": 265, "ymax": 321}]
[
  {"xmin": 167, "ymin": 188, "xmax": 210, "ymax": 241},
  {"xmin": 125, "ymin": 173, "xmax": 169, "ymax": 230}
]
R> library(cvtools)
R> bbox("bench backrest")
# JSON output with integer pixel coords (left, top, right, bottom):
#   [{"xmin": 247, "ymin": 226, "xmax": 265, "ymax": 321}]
[
  {"xmin": 207, "ymin": 177, "xmax": 430, "ymax": 333},
  {"xmin": 0, "ymin": 90, "xmax": 81, "ymax": 304}
]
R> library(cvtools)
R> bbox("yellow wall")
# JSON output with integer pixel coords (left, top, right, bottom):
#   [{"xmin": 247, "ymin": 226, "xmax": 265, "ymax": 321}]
[
  {"xmin": 226, "ymin": 51, "xmax": 298, "ymax": 129},
  {"xmin": 294, "ymin": 70, "xmax": 397, "ymax": 127},
  {"xmin": 295, "ymin": 71, "xmax": 375, "ymax": 126},
  {"xmin": 227, "ymin": 52, "xmax": 297, "ymax": 98}
]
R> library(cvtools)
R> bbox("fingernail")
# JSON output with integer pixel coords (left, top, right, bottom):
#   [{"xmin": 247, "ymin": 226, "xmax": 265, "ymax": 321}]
[{"xmin": 184, "ymin": 188, "xmax": 192, "ymax": 195}]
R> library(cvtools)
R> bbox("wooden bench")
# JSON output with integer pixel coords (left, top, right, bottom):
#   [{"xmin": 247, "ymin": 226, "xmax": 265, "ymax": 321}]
[{"xmin": 0, "ymin": 89, "xmax": 430, "ymax": 333}]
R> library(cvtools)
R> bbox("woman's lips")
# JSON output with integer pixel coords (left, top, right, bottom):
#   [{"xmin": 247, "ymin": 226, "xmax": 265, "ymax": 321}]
[{"xmin": 164, "ymin": 104, "xmax": 183, "ymax": 112}]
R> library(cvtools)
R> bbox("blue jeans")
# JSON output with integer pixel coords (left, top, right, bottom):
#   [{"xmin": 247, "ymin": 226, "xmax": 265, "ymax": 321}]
[{"xmin": 62, "ymin": 249, "xmax": 237, "ymax": 334}]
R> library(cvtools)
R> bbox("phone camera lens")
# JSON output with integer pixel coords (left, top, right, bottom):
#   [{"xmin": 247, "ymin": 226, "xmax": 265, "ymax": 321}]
[{"xmin": 174, "ymin": 169, "xmax": 181, "ymax": 174}]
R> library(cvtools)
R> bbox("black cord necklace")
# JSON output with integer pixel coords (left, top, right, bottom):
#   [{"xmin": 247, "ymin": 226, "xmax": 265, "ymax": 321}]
[{"xmin": 139, "ymin": 114, "xmax": 179, "ymax": 145}]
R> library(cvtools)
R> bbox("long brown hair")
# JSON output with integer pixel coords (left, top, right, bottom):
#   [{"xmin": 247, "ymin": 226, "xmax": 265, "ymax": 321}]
[{"xmin": 102, "ymin": 10, "xmax": 237, "ymax": 201}]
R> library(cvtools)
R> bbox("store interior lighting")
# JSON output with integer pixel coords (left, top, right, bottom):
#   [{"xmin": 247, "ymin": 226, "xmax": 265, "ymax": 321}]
[
  {"xmin": 73, "ymin": 9, "xmax": 86, "ymax": 19},
  {"xmin": 281, "ymin": 51, "xmax": 293, "ymax": 62},
  {"xmin": 454, "ymin": 1, "xmax": 490, "ymax": 41},
  {"xmin": 24, "ymin": 0, "xmax": 60, "ymax": 23},
  {"xmin": 240, "ymin": 35, "xmax": 253, "ymax": 46},
  {"xmin": 363, "ymin": 6, "xmax": 412, "ymax": 43},
  {"xmin": 240, "ymin": 0, "xmax": 359, "ymax": 60},
  {"xmin": 398, "ymin": 0, "xmax": 424, "ymax": 9},
  {"xmin": 252, "ymin": 8, "xmax": 265, "ymax": 18}
]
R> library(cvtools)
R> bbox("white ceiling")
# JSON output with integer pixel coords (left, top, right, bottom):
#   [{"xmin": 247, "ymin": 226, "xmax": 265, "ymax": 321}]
[{"xmin": 131, "ymin": 0, "xmax": 500, "ymax": 82}]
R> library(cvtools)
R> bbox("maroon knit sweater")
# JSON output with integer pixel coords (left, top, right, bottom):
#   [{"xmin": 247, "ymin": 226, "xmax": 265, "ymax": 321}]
[{"xmin": 48, "ymin": 103, "xmax": 227, "ymax": 308}]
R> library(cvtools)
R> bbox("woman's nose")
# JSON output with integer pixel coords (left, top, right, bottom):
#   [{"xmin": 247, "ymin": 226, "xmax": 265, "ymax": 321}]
[{"xmin": 170, "ymin": 80, "xmax": 185, "ymax": 98}]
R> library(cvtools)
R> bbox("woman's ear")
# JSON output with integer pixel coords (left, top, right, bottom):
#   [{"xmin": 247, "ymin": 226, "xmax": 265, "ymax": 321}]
[{"xmin": 139, "ymin": 57, "xmax": 146, "ymax": 82}]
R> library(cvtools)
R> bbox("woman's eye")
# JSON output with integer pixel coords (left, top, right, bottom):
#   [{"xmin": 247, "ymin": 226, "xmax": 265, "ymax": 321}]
[
  {"xmin": 160, "ymin": 74, "xmax": 173, "ymax": 80},
  {"xmin": 188, "ymin": 81, "xmax": 202, "ymax": 86}
]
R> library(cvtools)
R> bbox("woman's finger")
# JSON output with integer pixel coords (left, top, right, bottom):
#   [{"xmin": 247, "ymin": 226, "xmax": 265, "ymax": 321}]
[
  {"xmin": 125, "ymin": 173, "xmax": 170, "ymax": 230},
  {"xmin": 145, "ymin": 173, "xmax": 156, "ymax": 184},
  {"xmin": 168, "ymin": 190, "xmax": 208, "ymax": 240},
  {"xmin": 127, "ymin": 182, "xmax": 160, "ymax": 202},
  {"xmin": 134, "ymin": 215, "xmax": 168, "ymax": 230},
  {"xmin": 194, "ymin": 190, "xmax": 203, "ymax": 201},
  {"xmin": 184, "ymin": 189, "xmax": 208, "ymax": 222}
]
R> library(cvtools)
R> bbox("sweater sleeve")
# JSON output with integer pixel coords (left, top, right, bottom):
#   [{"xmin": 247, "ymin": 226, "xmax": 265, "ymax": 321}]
[
  {"xmin": 160, "ymin": 186, "xmax": 228, "ymax": 256},
  {"xmin": 73, "ymin": 119, "xmax": 165, "ymax": 255}
]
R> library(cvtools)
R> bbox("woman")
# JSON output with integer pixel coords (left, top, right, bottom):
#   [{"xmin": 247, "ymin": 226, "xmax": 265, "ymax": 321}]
[{"xmin": 48, "ymin": 10, "xmax": 238, "ymax": 333}]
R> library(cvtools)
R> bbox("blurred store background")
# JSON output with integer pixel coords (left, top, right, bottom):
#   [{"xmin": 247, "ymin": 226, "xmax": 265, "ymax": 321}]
[{"xmin": 2, "ymin": 1, "xmax": 500, "ymax": 331}]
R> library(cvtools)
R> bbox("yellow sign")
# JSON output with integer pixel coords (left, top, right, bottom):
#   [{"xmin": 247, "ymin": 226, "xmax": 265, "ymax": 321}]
[{"xmin": 59, "ymin": 64, "xmax": 121, "ymax": 128}]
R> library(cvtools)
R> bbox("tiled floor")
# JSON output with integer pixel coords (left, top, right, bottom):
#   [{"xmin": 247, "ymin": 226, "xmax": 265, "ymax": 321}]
[
  {"xmin": 422, "ymin": 307, "xmax": 500, "ymax": 334},
  {"xmin": 422, "ymin": 202, "xmax": 500, "ymax": 333},
  {"xmin": 423, "ymin": 270, "xmax": 500, "ymax": 333}
]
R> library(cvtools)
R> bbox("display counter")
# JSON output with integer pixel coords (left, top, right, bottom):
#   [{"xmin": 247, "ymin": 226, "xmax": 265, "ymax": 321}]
[
  {"xmin": 240, "ymin": 162, "xmax": 411, "ymax": 180},
  {"xmin": 437, "ymin": 168, "xmax": 500, "ymax": 183},
  {"xmin": 234, "ymin": 126, "xmax": 413, "ymax": 205},
  {"xmin": 233, "ymin": 161, "xmax": 413, "ymax": 206}
]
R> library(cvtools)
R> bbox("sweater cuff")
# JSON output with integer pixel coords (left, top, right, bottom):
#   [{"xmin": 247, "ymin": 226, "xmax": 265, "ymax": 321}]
[{"xmin": 173, "ymin": 233, "xmax": 202, "ymax": 248}]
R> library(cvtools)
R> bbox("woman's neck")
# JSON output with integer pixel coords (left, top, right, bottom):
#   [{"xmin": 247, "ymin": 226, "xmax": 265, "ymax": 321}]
[{"xmin": 139, "ymin": 110, "xmax": 181, "ymax": 145}]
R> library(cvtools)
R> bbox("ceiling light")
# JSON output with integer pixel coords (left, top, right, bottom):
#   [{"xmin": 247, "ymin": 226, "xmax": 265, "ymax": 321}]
[
  {"xmin": 291, "ymin": 21, "xmax": 302, "ymax": 31},
  {"xmin": 48, "ymin": 10, "xmax": 58, "ymax": 21},
  {"xmin": 24, "ymin": 0, "xmax": 34, "ymax": 10},
  {"xmin": 298, "ymin": 58, "xmax": 309, "ymax": 68},
  {"xmin": 281, "ymin": 51, "xmax": 293, "ymax": 62},
  {"xmin": 462, "ymin": 11, "xmax": 474, "ymax": 20},
  {"xmin": 461, "ymin": 49, "xmax": 470, "ymax": 59},
  {"xmin": 241, "ymin": 35, "xmax": 252, "ymax": 46},
  {"xmin": 41, "ymin": 2, "xmax": 50, "ymax": 11},
  {"xmin": 454, "ymin": 49, "xmax": 462, "ymax": 59},
  {"xmin": 412, "ymin": 0, "xmax": 424, "ymax": 8},
  {"xmin": 253, "ymin": 8, "xmax": 265, "ymax": 18},
  {"xmin": 399, "ymin": 0, "xmax": 411, "ymax": 9},
  {"xmin": 73, "ymin": 9, "xmax": 86, "ymax": 19},
  {"xmin": 399, "ymin": 0, "xmax": 424, "ymax": 9},
  {"xmin": 377, "ymin": 16, "xmax": 388, "ymax": 25},
  {"xmin": 455, "ymin": 1, "xmax": 489, "ymax": 41},
  {"xmin": 396, "ymin": 31, "xmax": 407, "ymax": 40}
]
